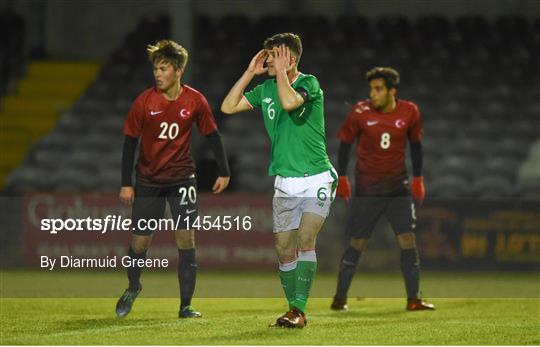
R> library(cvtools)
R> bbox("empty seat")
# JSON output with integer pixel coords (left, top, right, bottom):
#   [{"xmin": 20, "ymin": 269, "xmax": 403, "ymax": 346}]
[
  {"xmin": 472, "ymin": 175, "xmax": 514, "ymax": 198},
  {"xmin": 6, "ymin": 167, "xmax": 54, "ymax": 192},
  {"xmin": 96, "ymin": 169, "xmax": 121, "ymax": 192},
  {"xmin": 51, "ymin": 168, "xmax": 99, "ymax": 191},
  {"xmin": 61, "ymin": 150, "xmax": 103, "ymax": 173},
  {"xmin": 507, "ymin": 120, "xmax": 540, "ymax": 140},
  {"xmin": 37, "ymin": 132, "xmax": 77, "ymax": 152},
  {"xmin": 490, "ymin": 139, "xmax": 530, "ymax": 159},
  {"xmin": 428, "ymin": 174, "xmax": 470, "ymax": 197},
  {"xmin": 77, "ymin": 133, "xmax": 121, "ymax": 152},
  {"xmin": 29, "ymin": 149, "xmax": 67, "ymax": 170},
  {"xmin": 484, "ymin": 157, "xmax": 520, "ymax": 180},
  {"xmin": 516, "ymin": 178, "xmax": 540, "ymax": 199},
  {"xmin": 433, "ymin": 156, "xmax": 481, "ymax": 181},
  {"xmin": 446, "ymin": 138, "xmax": 489, "ymax": 160},
  {"xmin": 99, "ymin": 151, "xmax": 123, "ymax": 170},
  {"xmin": 463, "ymin": 120, "xmax": 502, "ymax": 140}
]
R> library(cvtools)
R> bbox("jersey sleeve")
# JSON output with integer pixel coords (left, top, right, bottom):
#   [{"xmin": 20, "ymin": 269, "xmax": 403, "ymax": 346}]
[
  {"xmin": 408, "ymin": 103, "xmax": 423, "ymax": 143},
  {"xmin": 123, "ymin": 93, "xmax": 146, "ymax": 138},
  {"xmin": 243, "ymin": 83, "xmax": 263, "ymax": 109},
  {"xmin": 337, "ymin": 106, "xmax": 362, "ymax": 144},
  {"xmin": 196, "ymin": 94, "xmax": 218, "ymax": 136},
  {"xmin": 294, "ymin": 75, "xmax": 322, "ymax": 103},
  {"xmin": 288, "ymin": 75, "xmax": 323, "ymax": 119}
]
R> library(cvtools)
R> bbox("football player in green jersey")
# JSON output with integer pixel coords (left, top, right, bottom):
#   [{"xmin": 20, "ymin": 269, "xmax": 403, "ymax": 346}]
[{"xmin": 221, "ymin": 33, "xmax": 336, "ymax": 328}]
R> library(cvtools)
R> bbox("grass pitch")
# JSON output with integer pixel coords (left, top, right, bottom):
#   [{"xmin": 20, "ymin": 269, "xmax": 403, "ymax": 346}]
[{"xmin": 1, "ymin": 270, "xmax": 539, "ymax": 345}]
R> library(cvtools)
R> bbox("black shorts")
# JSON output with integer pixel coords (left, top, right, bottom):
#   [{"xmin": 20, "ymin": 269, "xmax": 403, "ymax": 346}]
[
  {"xmin": 131, "ymin": 179, "xmax": 198, "ymax": 235},
  {"xmin": 346, "ymin": 189, "xmax": 416, "ymax": 239}
]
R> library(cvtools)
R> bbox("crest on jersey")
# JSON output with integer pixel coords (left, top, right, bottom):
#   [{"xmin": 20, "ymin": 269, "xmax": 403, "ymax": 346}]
[
  {"xmin": 263, "ymin": 98, "xmax": 272, "ymax": 104},
  {"xmin": 179, "ymin": 108, "xmax": 191, "ymax": 118},
  {"xmin": 395, "ymin": 119, "xmax": 406, "ymax": 128}
]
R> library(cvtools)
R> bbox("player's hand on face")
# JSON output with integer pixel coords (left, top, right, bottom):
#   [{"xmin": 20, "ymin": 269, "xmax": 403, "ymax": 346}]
[
  {"xmin": 212, "ymin": 176, "xmax": 230, "ymax": 194},
  {"xmin": 273, "ymin": 45, "xmax": 294, "ymax": 72},
  {"xmin": 119, "ymin": 186, "xmax": 135, "ymax": 205},
  {"xmin": 248, "ymin": 50, "xmax": 268, "ymax": 75}
]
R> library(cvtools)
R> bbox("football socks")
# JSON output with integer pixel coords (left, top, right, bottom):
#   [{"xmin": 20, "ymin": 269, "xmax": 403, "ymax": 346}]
[
  {"xmin": 400, "ymin": 248, "xmax": 420, "ymax": 299},
  {"xmin": 335, "ymin": 246, "xmax": 362, "ymax": 300},
  {"xmin": 127, "ymin": 247, "xmax": 147, "ymax": 291},
  {"xmin": 279, "ymin": 259, "xmax": 298, "ymax": 310},
  {"xmin": 292, "ymin": 250, "xmax": 317, "ymax": 313},
  {"xmin": 178, "ymin": 248, "xmax": 197, "ymax": 309}
]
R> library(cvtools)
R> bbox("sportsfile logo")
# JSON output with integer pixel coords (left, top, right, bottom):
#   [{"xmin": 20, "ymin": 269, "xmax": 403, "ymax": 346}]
[
  {"xmin": 40, "ymin": 215, "xmax": 253, "ymax": 234},
  {"xmin": 40, "ymin": 215, "xmax": 129, "ymax": 234}
]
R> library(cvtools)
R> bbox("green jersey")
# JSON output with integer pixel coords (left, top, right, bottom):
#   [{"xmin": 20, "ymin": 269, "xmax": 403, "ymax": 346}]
[{"xmin": 243, "ymin": 73, "xmax": 333, "ymax": 177}]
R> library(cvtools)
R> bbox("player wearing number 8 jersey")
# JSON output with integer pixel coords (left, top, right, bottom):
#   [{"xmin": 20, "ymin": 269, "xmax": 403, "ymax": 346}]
[
  {"xmin": 116, "ymin": 40, "xmax": 230, "ymax": 319},
  {"xmin": 221, "ymin": 33, "xmax": 336, "ymax": 328},
  {"xmin": 332, "ymin": 67, "xmax": 434, "ymax": 311}
]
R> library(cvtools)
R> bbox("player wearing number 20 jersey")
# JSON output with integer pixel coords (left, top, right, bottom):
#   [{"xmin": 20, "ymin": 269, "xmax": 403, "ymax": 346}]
[
  {"xmin": 124, "ymin": 84, "xmax": 217, "ymax": 185},
  {"xmin": 116, "ymin": 40, "xmax": 230, "ymax": 321}
]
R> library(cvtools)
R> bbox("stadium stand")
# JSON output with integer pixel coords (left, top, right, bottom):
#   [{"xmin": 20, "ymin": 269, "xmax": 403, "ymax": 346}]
[
  {"xmin": 3, "ymin": 14, "xmax": 539, "ymax": 199},
  {"xmin": 0, "ymin": 61, "xmax": 100, "ymax": 187},
  {"xmin": 0, "ymin": 8, "xmax": 25, "ymax": 95}
]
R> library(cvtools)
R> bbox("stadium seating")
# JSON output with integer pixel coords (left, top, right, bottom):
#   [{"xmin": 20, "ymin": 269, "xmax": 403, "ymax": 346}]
[
  {"xmin": 4, "ymin": 14, "xmax": 539, "ymax": 199},
  {"xmin": 0, "ymin": 9, "xmax": 25, "ymax": 95}
]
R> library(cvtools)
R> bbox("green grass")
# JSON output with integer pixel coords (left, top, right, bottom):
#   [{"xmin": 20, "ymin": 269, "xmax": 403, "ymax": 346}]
[
  {"xmin": 1, "ymin": 270, "xmax": 539, "ymax": 345},
  {"xmin": 1, "ymin": 298, "xmax": 539, "ymax": 345},
  {"xmin": 2, "ymin": 269, "xmax": 539, "ymax": 298}
]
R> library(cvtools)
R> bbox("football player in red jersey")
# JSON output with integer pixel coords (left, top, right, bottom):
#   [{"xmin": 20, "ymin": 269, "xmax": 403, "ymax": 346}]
[
  {"xmin": 115, "ymin": 40, "xmax": 230, "ymax": 319},
  {"xmin": 331, "ymin": 67, "xmax": 434, "ymax": 311}
]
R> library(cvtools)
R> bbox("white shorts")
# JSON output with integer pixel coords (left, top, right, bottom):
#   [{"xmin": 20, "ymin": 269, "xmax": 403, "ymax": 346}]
[{"xmin": 272, "ymin": 169, "xmax": 337, "ymax": 233}]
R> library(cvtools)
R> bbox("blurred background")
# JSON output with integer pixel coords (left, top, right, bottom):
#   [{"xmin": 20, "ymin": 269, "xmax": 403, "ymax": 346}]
[{"xmin": 0, "ymin": 0, "xmax": 538, "ymax": 288}]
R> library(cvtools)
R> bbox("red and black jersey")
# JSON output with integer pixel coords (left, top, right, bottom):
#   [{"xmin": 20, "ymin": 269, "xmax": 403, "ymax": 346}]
[
  {"xmin": 338, "ymin": 99, "xmax": 423, "ymax": 195},
  {"xmin": 123, "ymin": 85, "xmax": 217, "ymax": 185}
]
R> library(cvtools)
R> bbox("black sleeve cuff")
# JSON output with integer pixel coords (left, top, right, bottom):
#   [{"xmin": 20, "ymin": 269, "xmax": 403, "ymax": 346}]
[
  {"xmin": 337, "ymin": 141, "xmax": 352, "ymax": 176},
  {"xmin": 410, "ymin": 141, "xmax": 423, "ymax": 177},
  {"xmin": 205, "ymin": 130, "xmax": 231, "ymax": 177},
  {"xmin": 121, "ymin": 135, "xmax": 138, "ymax": 186}
]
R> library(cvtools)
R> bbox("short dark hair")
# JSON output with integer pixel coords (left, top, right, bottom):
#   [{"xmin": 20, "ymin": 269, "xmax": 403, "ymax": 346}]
[
  {"xmin": 263, "ymin": 33, "xmax": 303, "ymax": 61},
  {"xmin": 147, "ymin": 39, "xmax": 188, "ymax": 70},
  {"xmin": 366, "ymin": 67, "xmax": 400, "ymax": 89}
]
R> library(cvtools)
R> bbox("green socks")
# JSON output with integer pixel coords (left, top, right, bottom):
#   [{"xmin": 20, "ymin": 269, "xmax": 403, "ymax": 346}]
[
  {"xmin": 279, "ymin": 250, "xmax": 318, "ymax": 313},
  {"xmin": 292, "ymin": 250, "xmax": 317, "ymax": 313},
  {"xmin": 279, "ymin": 260, "xmax": 297, "ymax": 310}
]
